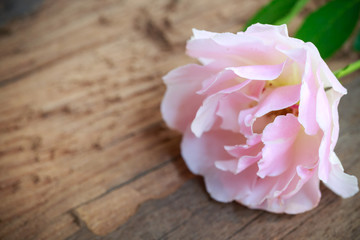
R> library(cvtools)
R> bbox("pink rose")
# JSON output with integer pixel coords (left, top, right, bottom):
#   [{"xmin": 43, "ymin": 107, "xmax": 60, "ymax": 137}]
[{"xmin": 161, "ymin": 24, "xmax": 358, "ymax": 214}]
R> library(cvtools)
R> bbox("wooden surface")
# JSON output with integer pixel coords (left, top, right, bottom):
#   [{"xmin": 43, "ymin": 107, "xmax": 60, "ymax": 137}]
[{"xmin": 0, "ymin": 0, "xmax": 359, "ymax": 239}]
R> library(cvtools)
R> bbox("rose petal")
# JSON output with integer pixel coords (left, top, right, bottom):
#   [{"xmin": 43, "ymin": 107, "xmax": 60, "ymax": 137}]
[
  {"xmin": 324, "ymin": 152, "xmax": 359, "ymax": 198},
  {"xmin": 192, "ymin": 81, "xmax": 254, "ymax": 137},
  {"xmin": 196, "ymin": 69, "xmax": 238, "ymax": 95},
  {"xmin": 325, "ymin": 88, "xmax": 343, "ymax": 151},
  {"xmin": 281, "ymin": 173, "xmax": 321, "ymax": 214},
  {"xmin": 238, "ymin": 84, "xmax": 301, "ymax": 136},
  {"xmin": 215, "ymin": 143, "xmax": 263, "ymax": 174},
  {"xmin": 245, "ymin": 23, "xmax": 289, "ymax": 37},
  {"xmin": 187, "ymin": 31, "xmax": 286, "ymax": 66},
  {"xmin": 241, "ymin": 80, "xmax": 266, "ymax": 101},
  {"xmin": 217, "ymin": 92, "xmax": 253, "ymax": 132},
  {"xmin": 227, "ymin": 62, "xmax": 285, "ymax": 81},
  {"xmin": 224, "ymin": 142, "xmax": 263, "ymax": 158},
  {"xmin": 192, "ymin": 28, "xmax": 217, "ymax": 39},
  {"xmin": 298, "ymin": 53, "xmax": 320, "ymax": 135},
  {"xmin": 259, "ymin": 114, "xmax": 300, "ymax": 178},
  {"xmin": 279, "ymin": 165, "xmax": 316, "ymax": 200},
  {"xmin": 191, "ymin": 93, "xmax": 222, "ymax": 137},
  {"xmin": 205, "ymin": 165, "xmax": 257, "ymax": 202},
  {"xmin": 255, "ymin": 84, "xmax": 301, "ymax": 117},
  {"xmin": 161, "ymin": 64, "xmax": 215, "ymax": 132},
  {"xmin": 316, "ymin": 87, "xmax": 332, "ymax": 182},
  {"xmin": 215, "ymin": 152, "xmax": 261, "ymax": 174},
  {"xmin": 181, "ymin": 128, "xmax": 245, "ymax": 175}
]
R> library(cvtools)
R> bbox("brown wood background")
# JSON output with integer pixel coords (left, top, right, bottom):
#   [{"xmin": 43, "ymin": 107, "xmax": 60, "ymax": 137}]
[{"xmin": 0, "ymin": 0, "xmax": 359, "ymax": 239}]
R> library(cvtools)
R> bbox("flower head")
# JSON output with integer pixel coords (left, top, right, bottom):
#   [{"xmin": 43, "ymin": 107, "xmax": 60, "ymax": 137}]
[{"xmin": 161, "ymin": 24, "xmax": 358, "ymax": 214}]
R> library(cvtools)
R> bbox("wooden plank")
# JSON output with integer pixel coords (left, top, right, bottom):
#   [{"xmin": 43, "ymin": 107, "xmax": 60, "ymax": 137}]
[
  {"xmin": 1, "ymin": 0, "xmax": 271, "ymax": 239},
  {"xmin": 34, "ymin": 213, "xmax": 81, "ymax": 240},
  {"xmin": 0, "ymin": 0, "xmax": 359, "ymax": 239},
  {"xmin": 67, "ymin": 79, "xmax": 360, "ymax": 240},
  {"xmin": 75, "ymin": 157, "xmax": 193, "ymax": 236},
  {"xmin": 0, "ymin": 0, "xmax": 266, "ymax": 85}
]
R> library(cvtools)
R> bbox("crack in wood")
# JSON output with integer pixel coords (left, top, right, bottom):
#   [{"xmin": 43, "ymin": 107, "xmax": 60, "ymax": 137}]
[{"xmin": 74, "ymin": 154, "xmax": 180, "ymax": 210}]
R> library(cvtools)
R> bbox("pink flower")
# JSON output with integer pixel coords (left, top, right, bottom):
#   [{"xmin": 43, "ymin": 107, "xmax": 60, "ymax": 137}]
[{"xmin": 161, "ymin": 24, "xmax": 358, "ymax": 214}]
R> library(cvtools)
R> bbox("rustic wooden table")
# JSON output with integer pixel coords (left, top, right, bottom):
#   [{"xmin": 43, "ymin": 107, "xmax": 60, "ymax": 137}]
[{"xmin": 0, "ymin": 0, "xmax": 359, "ymax": 239}]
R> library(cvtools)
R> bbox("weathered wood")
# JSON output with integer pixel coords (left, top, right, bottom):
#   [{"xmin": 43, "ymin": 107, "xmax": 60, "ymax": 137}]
[
  {"xmin": 35, "ymin": 213, "xmax": 80, "ymax": 240},
  {"xmin": 67, "ymin": 79, "xmax": 360, "ymax": 240},
  {"xmin": 0, "ymin": 0, "xmax": 359, "ymax": 239},
  {"xmin": 75, "ymin": 157, "xmax": 193, "ymax": 236}
]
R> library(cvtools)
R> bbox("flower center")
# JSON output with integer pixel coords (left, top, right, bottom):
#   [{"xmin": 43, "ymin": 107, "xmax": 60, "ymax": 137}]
[
  {"xmin": 266, "ymin": 104, "xmax": 299, "ymax": 118},
  {"xmin": 253, "ymin": 104, "xmax": 299, "ymax": 134}
]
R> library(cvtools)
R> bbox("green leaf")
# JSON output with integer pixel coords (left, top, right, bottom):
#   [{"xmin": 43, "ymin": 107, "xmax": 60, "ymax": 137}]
[
  {"xmin": 275, "ymin": 0, "xmax": 309, "ymax": 25},
  {"xmin": 244, "ymin": 0, "xmax": 309, "ymax": 29},
  {"xmin": 295, "ymin": 0, "xmax": 360, "ymax": 59},
  {"xmin": 354, "ymin": 30, "xmax": 360, "ymax": 52}
]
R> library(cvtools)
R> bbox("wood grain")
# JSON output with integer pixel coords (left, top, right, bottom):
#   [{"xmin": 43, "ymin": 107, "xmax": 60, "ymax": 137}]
[
  {"xmin": 75, "ymin": 157, "xmax": 193, "ymax": 236},
  {"xmin": 67, "ymin": 79, "xmax": 360, "ymax": 240},
  {"xmin": 0, "ymin": 0, "xmax": 359, "ymax": 239}
]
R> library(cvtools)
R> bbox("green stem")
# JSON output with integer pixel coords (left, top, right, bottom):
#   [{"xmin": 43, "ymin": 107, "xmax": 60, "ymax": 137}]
[{"xmin": 334, "ymin": 59, "xmax": 360, "ymax": 79}]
